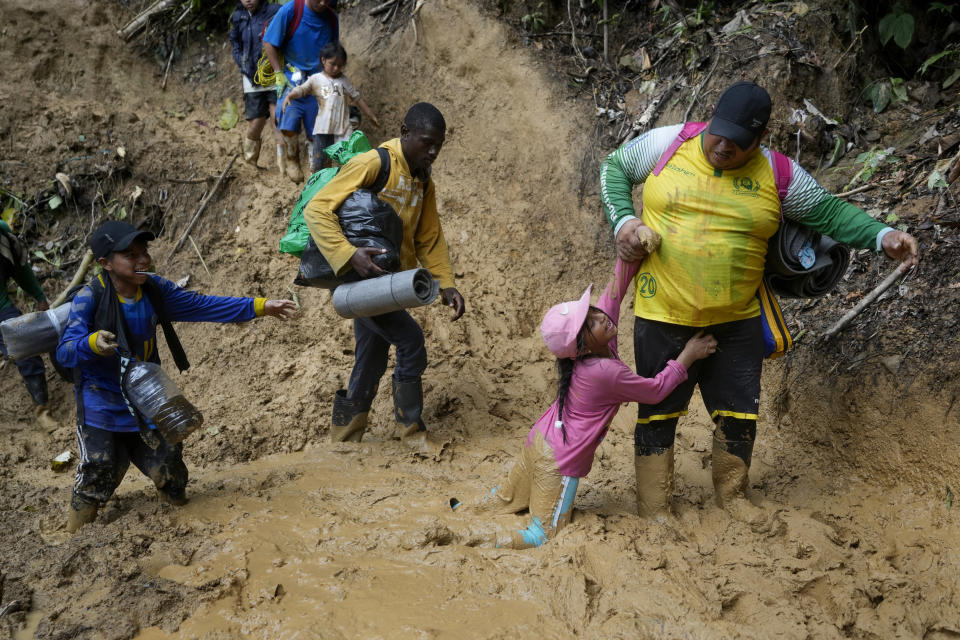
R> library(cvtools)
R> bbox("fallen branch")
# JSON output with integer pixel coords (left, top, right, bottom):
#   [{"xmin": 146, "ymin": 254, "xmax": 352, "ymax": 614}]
[
  {"xmin": 369, "ymin": 0, "xmax": 397, "ymax": 16},
  {"xmin": 188, "ymin": 235, "xmax": 212, "ymax": 277},
  {"xmin": 50, "ymin": 250, "xmax": 95, "ymax": 308},
  {"xmin": 161, "ymin": 33, "xmax": 178, "ymax": 91},
  {"xmin": 117, "ymin": 0, "xmax": 177, "ymax": 41},
  {"xmin": 824, "ymin": 262, "xmax": 912, "ymax": 339},
  {"xmin": 834, "ymin": 183, "xmax": 876, "ymax": 198},
  {"xmin": 165, "ymin": 154, "xmax": 238, "ymax": 264},
  {"xmin": 682, "ymin": 55, "xmax": 720, "ymax": 122}
]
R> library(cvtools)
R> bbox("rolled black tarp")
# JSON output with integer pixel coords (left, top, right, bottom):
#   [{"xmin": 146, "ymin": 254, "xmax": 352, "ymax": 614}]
[{"xmin": 765, "ymin": 220, "xmax": 850, "ymax": 299}]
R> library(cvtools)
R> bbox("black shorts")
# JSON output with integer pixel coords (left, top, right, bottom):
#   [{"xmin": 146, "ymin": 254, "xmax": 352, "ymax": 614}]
[
  {"xmin": 633, "ymin": 316, "xmax": 763, "ymax": 425},
  {"xmin": 244, "ymin": 90, "xmax": 277, "ymax": 121}
]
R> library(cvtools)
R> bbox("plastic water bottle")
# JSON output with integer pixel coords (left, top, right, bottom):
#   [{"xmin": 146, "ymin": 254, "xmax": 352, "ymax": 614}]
[
  {"xmin": 123, "ymin": 362, "xmax": 204, "ymax": 444},
  {"xmin": 0, "ymin": 304, "xmax": 72, "ymax": 361}
]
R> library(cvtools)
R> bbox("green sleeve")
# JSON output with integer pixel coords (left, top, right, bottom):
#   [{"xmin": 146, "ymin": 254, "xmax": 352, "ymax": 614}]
[
  {"xmin": 802, "ymin": 194, "xmax": 888, "ymax": 251},
  {"xmin": 13, "ymin": 263, "xmax": 46, "ymax": 301},
  {"xmin": 600, "ymin": 152, "xmax": 640, "ymax": 232}
]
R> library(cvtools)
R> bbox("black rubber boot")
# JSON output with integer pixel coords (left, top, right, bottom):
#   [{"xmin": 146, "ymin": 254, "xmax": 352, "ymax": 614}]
[
  {"xmin": 331, "ymin": 389, "xmax": 368, "ymax": 442},
  {"xmin": 23, "ymin": 374, "xmax": 49, "ymax": 405},
  {"xmin": 392, "ymin": 378, "xmax": 448, "ymax": 457}
]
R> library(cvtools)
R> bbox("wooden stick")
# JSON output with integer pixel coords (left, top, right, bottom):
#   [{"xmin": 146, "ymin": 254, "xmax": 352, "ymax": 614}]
[
  {"xmin": 835, "ymin": 183, "xmax": 876, "ymax": 198},
  {"xmin": 602, "ymin": 0, "xmax": 609, "ymax": 63},
  {"xmin": 682, "ymin": 55, "xmax": 719, "ymax": 122},
  {"xmin": 161, "ymin": 33, "xmax": 178, "ymax": 91},
  {"xmin": 824, "ymin": 262, "xmax": 912, "ymax": 338},
  {"xmin": 165, "ymin": 154, "xmax": 238, "ymax": 264},
  {"xmin": 50, "ymin": 250, "xmax": 94, "ymax": 308},
  {"xmin": 188, "ymin": 235, "xmax": 211, "ymax": 277},
  {"xmin": 369, "ymin": 0, "xmax": 396, "ymax": 16},
  {"xmin": 117, "ymin": 0, "xmax": 176, "ymax": 41}
]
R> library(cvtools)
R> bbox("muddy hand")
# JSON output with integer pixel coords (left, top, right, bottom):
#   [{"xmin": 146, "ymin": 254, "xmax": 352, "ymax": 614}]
[
  {"xmin": 94, "ymin": 330, "xmax": 119, "ymax": 355},
  {"xmin": 441, "ymin": 287, "xmax": 465, "ymax": 321},
  {"xmin": 881, "ymin": 230, "xmax": 919, "ymax": 268},
  {"xmin": 615, "ymin": 218, "xmax": 649, "ymax": 263},
  {"xmin": 263, "ymin": 299, "xmax": 298, "ymax": 320}
]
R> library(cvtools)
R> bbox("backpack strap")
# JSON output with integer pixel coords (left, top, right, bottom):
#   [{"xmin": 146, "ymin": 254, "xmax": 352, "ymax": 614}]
[
  {"xmin": 370, "ymin": 147, "xmax": 392, "ymax": 193},
  {"xmin": 768, "ymin": 149, "xmax": 793, "ymax": 221},
  {"xmin": 652, "ymin": 122, "xmax": 707, "ymax": 177},
  {"xmin": 284, "ymin": 0, "xmax": 304, "ymax": 48}
]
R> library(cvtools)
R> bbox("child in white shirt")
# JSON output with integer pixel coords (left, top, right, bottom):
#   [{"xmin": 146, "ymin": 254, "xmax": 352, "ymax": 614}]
[{"xmin": 281, "ymin": 42, "xmax": 379, "ymax": 172}]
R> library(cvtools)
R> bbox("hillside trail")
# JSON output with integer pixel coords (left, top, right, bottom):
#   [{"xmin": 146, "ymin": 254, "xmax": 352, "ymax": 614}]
[{"xmin": 1, "ymin": 1, "xmax": 958, "ymax": 639}]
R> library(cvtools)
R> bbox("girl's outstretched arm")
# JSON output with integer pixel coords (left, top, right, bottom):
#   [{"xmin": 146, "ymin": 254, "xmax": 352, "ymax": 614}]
[
  {"xmin": 594, "ymin": 257, "xmax": 641, "ymax": 328},
  {"xmin": 355, "ymin": 98, "xmax": 379, "ymax": 127}
]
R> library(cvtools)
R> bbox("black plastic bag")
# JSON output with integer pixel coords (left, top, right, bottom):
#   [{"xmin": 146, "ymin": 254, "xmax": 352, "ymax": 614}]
[{"xmin": 294, "ymin": 189, "xmax": 403, "ymax": 289}]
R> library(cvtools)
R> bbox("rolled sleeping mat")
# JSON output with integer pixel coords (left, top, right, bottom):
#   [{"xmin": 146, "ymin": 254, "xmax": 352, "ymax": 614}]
[
  {"xmin": 332, "ymin": 268, "xmax": 440, "ymax": 319},
  {"xmin": 0, "ymin": 304, "xmax": 72, "ymax": 361},
  {"xmin": 767, "ymin": 237, "xmax": 850, "ymax": 298}
]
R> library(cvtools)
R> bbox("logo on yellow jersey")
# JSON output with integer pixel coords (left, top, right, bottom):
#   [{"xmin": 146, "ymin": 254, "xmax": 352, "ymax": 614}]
[{"xmin": 732, "ymin": 176, "xmax": 761, "ymax": 197}]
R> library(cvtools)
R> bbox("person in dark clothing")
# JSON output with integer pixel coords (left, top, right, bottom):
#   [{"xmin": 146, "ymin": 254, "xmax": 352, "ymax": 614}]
[
  {"xmin": 229, "ymin": 0, "xmax": 282, "ymax": 169},
  {"xmin": 0, "ymin": 220, "xmax": 57, "ymax": 430}
]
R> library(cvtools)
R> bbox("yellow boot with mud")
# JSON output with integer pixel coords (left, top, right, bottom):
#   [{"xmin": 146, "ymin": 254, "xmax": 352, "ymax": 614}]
[
  {"xmin": 392, "ymin": 378, "xmax": 448, "ymax": 458},
  {"xmin": 242, "ymin": 137, "xmax": 262, "ymax": 166},
  {"xmin": 634, "ymin": 446, "xmax": 675, "ymax": 518},
  {"xmin": 331, "ymin": 389, "xmax": 368, "ymax": 442},
  {"xmin": 66, "ymin": 502, "xmax": 98, "ymax": 533},
  {"xmin": 711, "ymin": 436, "xmax": 767, "ymax": 528},
  {"xmin": 35, "ymin": 405, "xmax": 58, "ymax": 432},
  {"xmin": 282, "ymin": 135, "xmax": 303, "ymax": 183}
]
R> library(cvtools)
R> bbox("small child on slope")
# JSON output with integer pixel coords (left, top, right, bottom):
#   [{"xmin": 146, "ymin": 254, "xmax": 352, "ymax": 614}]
[
  {"xmin": 474, "ymin": 254, "xmax": 717, "ymax": 548},
  {"xmin": 281, "ymin": 42, "xmax": 379, "ymax": 173}
]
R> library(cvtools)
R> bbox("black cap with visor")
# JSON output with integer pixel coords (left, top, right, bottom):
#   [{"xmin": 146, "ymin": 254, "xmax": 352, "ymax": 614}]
[
  {"xmin": 90, "ymin": 221, "xmax": 155, "ymax": 259},
  {"xmin": 708, "ymin": 81, "xmax": 772, "ymax": 150}
]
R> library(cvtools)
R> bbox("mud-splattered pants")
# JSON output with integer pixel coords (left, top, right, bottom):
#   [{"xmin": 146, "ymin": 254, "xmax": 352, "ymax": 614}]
[
  {"xmin": 72, "ymin": 422, "xmax": 188, "ymax": 510},
  {"xmin": 348, "ymin": 309, "xmax": 427, "ymax": 411},
  {"xmin": 484, "ymin": 431, "xmax": 580, "ymax": 549},
  {"xmin": 633, "ymin": 317, "xmax": 763, "ymax": 468}
]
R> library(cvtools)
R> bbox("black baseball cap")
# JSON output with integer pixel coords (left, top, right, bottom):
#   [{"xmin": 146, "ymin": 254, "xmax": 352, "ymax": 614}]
[
  {"xmin": 708, "ymin": 81, "xmax": 772, "ymax": 150},
  {"xmin": 90, "ymin": 221, "xmax": 155, "ymax": 259}
]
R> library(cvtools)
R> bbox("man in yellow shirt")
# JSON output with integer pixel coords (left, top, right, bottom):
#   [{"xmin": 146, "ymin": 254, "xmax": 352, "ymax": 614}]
[
  {"xmin": 304, "ymin": 102, "xmax": 464, "ymax": 456},
  {"xmin": 601, "ymin": 82, "xmax": 919, "ymax": 522}
]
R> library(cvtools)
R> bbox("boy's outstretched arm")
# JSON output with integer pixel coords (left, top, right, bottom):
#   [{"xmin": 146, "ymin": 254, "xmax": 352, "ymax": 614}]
[{"xmin": 156, "ymin": 278, "xmax": 297, "ymax": 323}]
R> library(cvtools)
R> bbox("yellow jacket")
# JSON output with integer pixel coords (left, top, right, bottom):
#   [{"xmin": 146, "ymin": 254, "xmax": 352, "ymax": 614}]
[{"xmin": 303, "ymin": 138, "xmax": 455, "ymax": 289}]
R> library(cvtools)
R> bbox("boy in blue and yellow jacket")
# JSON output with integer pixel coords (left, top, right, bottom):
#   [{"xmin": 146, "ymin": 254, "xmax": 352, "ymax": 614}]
[{"xmin": 57, "ymin": 221, "xmax": 296, "ymax": 532}]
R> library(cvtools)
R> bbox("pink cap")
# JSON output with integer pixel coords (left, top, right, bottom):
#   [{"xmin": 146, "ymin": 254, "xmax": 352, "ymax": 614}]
[{"xmin": 540, "ymin": 285, "xmax": 593, "ymax": 359}]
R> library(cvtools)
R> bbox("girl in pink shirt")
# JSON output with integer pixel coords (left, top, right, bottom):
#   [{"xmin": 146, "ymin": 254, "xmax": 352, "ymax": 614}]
[{"xmin": 471, "ymin": 257, "xmax": 717, "ymax": 548}]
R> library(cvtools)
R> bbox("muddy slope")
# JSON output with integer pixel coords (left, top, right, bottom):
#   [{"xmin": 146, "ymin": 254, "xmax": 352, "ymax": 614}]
[{"xmin": 1, "ymin": 0, "xmax": 959, "ymax": 639}]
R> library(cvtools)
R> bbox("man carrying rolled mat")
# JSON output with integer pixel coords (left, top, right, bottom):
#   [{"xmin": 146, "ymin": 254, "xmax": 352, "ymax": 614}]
[{"xmin": 304, "ymin": 102, "xmax": 465, "ymax": 457}]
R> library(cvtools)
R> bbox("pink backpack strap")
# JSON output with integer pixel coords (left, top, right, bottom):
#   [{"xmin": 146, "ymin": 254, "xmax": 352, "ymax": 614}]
[
  {"xmin": 768, "ymin": 149, "xmax": 793, "ymax": 220},
  {"xmin": 652, "ymin": 122, "xmax": 707, "ymax": 176}
]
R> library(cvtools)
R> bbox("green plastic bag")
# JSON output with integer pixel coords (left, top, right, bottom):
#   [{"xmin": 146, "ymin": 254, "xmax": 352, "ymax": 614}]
[{"xmin": 278, "ymin": 131, "xmax": 374, "ymax": 257}]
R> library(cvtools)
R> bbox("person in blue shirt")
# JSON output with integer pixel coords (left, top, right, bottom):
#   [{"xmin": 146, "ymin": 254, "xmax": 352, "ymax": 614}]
[
  {"xmin": 263, "ymin": 0, "xmax": 339, "ymax": 182},
  {"xmin": 57, "ymin": 221, "xmax": 297, "ymax": 532}
]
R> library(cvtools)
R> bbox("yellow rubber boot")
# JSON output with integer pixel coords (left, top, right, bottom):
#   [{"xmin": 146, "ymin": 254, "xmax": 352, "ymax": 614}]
[
  {"xmin": 712, "ymin": 437, "xmax": 767, "ymax": 527},
  {"xmin": 634, "ymin": 446, "xmax": 674, "ymax": 518},
  {"xmin": 283, "ymin": 136, "xmax": 303, "ymax": 183},
  {"xmin": 66, "ymin": 503, "xmax": 98, "ymax": 533},
  {"xmin": 242, "ymin": 137, "xmax": 262, "ymax": 166}
]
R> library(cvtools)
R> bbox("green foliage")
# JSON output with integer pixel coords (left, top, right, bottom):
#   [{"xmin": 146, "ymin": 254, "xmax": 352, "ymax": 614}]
[
  {"xmin": 218, "ymin": 98, "xmax": 239, "ymax": 131},
  {"xmin": 878, "ymin": 3, "xmax": 915, "ymax": 49},
  {"xmin": 863, "ymin": 77, "xmax": 908, "ymax": 113},
  {"xmin": 521, "ymin": 2, "xmax": 545, "ymax": 33},
  {"xmin": 844, "ymin": 146, "xmax": 898, "ymax": 191},
  {"xmin": 920, "ymin": 49, "xmax": 960, "ymax": 89}
]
